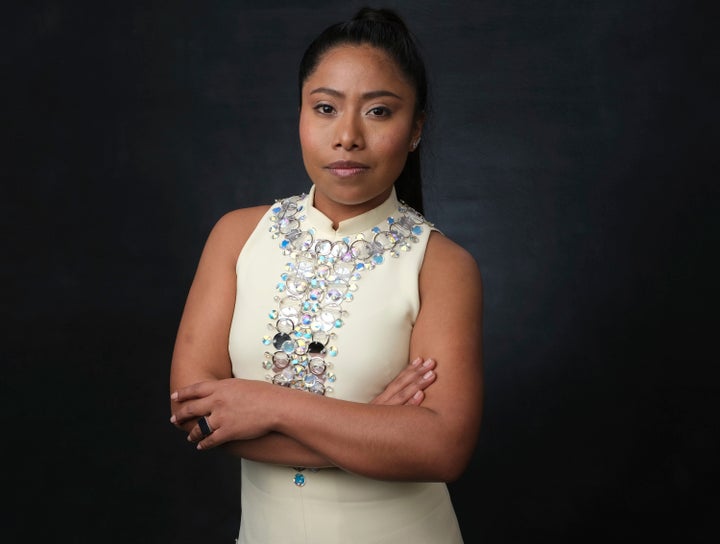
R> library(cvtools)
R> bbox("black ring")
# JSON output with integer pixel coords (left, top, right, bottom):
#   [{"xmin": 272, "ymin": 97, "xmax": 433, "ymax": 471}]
[{"xmin": 198, "ymin": 416, "xmax": 213, "ymax": 437}]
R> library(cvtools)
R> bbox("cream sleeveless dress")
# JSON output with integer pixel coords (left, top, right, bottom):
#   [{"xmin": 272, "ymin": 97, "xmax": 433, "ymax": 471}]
[{"xmin": 228, "ymin": 185, "xmax": 464, "ymax": 543}]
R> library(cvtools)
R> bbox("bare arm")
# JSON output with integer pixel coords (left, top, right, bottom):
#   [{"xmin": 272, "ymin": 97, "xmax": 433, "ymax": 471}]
[
  {"xmin": 169, "ymin": 207, "xmax": 263, "ymax": 394},
  {"xmin": 172, "ymin": 231, "xmax": 483, "ymax": 482},
  {"xmin": 215, "ymin": 356, "xmax": 438, "ymax": 467}
]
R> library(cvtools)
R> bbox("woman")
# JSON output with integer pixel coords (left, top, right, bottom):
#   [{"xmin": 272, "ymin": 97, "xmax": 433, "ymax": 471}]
[{"xmin": 170, "ymin": 7, "xmax": 483, "ymax": 543}]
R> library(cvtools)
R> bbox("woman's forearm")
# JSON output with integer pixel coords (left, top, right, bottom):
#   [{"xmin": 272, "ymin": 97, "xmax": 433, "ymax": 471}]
[{"xmin": 220, "ymin": 432, "xmax": 334, "ymax": 468}]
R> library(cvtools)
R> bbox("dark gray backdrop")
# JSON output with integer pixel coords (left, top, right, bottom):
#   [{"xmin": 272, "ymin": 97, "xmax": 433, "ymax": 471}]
[{"xmin": 5, "ymin": 1, "xmax": 716, "ymax": 543}]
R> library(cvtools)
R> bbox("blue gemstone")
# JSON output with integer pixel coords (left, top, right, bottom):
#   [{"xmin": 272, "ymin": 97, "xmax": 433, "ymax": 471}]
[{"xmin": 294, "ymin": 473, "xmax": 306, "ymax": 487}]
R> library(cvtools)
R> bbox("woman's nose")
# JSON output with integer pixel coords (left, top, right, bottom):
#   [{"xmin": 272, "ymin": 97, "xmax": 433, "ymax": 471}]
[{"xmin": 334, "ymin": 113, "xmax": 365, "ymax": 150}]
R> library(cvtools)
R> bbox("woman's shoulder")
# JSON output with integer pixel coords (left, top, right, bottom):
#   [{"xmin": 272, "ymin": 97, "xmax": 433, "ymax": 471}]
[
  {"xmin": 422, "ymin": 231, "xmax": 482, "ymax": 287},
  {"xmin": 216, "ymin": 204, "xmax": 272, "ymax": 230},
  {"xmin": 426, "ymin": 230, "xmax": 478, "ymax": 266},
  {"xmin": 204, "ymin": 204, "xmax": 273, "ymax": 255}
]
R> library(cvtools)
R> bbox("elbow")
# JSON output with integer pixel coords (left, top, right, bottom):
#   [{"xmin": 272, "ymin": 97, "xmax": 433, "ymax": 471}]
[
  {"xmin": 435, "ymin": 451, "xmax": 473, "ymax": 483},
  {"xmin": 431, "ymin": 426, "xmax": 480, "ymax": 482}
]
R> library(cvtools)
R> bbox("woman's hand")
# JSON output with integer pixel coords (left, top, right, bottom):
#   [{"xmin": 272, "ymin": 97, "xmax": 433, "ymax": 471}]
[
  {"xmin": 171, "ymin": 378, "xmax": 279, "ymax": 448},
  {"xmin": 371, "ymin": 357, "xmax": 436, "ymax": 406}
]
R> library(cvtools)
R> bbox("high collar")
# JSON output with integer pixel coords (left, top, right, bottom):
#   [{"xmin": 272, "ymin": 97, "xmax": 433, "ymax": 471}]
[{"xmin": 304, "ymin": 185, "xmax": 400, "ymax": 238}]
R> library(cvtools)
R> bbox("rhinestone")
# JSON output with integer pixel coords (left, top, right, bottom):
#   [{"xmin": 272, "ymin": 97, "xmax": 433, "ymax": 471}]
[
  {"xmin": 276, "ymin": 318, "xmax": 294, "ymax": 333},
  {"xmin": 313, "ymin": 331, "xmax": 329, "ymax": 344},
  {"xmin": 390, "ymin": 222, "xmax": 410, "ymax": 237},
  {"xmin": 272, "ymin": 351, "xmax": 290, "ymax": 369},
  {"xmin": 373, "ymin": 230, "xmax": 397, "ymax": 250},
  {"xmin": 331, "ymin": 241, "xmax": 349, "ymax": 259},
  {"xmin": 286, "ymin": 277, "xmax": 308, "ymax": 296},
  {"xmin": 351, "ymin": 239, "xmax": 373, "ymax": 260},
  {"xmin": 295, "ymin": 339, "xmax": 308, "ymax": 355},
  {"xmin": 315, "ymin": 239, "xmax": 332, "ymax": 255},
  {"xmin": 316, "ymin": 263, "xmax": 331, "ymax": 278},
  {"xmin": 308, "ymin": 341, "xmax": 325, "ymax": 353},
  {"xmin": 278, "ymin": 297, "xmax": 300, "ymax": 318},
  {"xmin": 278, "ymin": 218, "xmax": 300, "ymax": 234},
  {"xmin": 326, "ymin": 287, "xmax": 345, "ymax": 303},
  {"xmin": 333, "ymin": 262, "xmax": 354, "ymax": 279},
  {"xmin": 297, "ymin": 259, "xmax": 315, "ymax": 279},
  {"xmin": 309, "ymin": 357, "xmax": 326, "ymax": 375},
  {"xmin": 272, "ymin": 332, "xmax": 291, "ymax": 350},
  {"xmin": 310, "ymin": 382, "xmax": 325, "ymax": 395},
  {"xmin": 294, "ymin": 231, "xmax": 314, "ymax": 252}
]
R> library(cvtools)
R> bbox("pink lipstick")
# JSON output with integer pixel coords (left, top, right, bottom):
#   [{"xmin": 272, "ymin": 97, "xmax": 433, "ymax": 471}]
[{"xmin": 325, "ymin": 160, "xmax": 369, "ymax": 178}]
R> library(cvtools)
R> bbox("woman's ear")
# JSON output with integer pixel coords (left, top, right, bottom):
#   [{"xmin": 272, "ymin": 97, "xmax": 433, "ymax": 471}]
[{"xmin": 410, "ymin": 112, "xmax": 426, "ymax": 151}]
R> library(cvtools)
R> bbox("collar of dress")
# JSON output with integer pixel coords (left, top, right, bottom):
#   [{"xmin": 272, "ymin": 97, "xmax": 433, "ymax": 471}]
[{"xmin": 304, "ymin": 184, "xmax": 401, "ymax": 238}]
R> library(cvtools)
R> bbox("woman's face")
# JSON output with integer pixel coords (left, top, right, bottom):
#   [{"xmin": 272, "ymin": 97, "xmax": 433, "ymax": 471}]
[{"xmin": 299, "ymin": 44, "xmax": 423, "ymax": 221}]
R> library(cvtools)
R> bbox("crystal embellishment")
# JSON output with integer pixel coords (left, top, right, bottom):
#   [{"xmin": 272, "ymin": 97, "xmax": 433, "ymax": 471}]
[{"xmin": 262, "ymin": 192, "xmax": 432, "ymax": 396}]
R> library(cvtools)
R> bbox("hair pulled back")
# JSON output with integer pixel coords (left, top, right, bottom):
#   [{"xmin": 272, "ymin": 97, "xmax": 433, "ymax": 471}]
[{"xmin": 298, "ymin": 7, "xmax": 428, "ymax": 214}]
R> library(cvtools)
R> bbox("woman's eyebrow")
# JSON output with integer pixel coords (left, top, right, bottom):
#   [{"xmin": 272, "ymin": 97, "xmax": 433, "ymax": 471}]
[{"xmin": 309, "ymin": 87, "xmax": 403, "ymax": 100}]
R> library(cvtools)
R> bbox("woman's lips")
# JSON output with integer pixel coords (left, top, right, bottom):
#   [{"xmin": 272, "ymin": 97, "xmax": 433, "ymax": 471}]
[{"xmin": 324, "ymin": 161, "xmax": 369, "ymax": 178}]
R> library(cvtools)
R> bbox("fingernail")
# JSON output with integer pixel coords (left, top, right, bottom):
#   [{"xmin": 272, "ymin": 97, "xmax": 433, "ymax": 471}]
[
  {"xmin": 413, "ymin": 390, "xmax": 423, "ymax": 400},
  {"xmin": 170, "ymin": 415, "xmax": 176, "ymax": 423},
  {"xmin": 411, "ymin": 357, "xmax": 422, "ymax": 366},
  {"xmin": 170, "ymin": 392, "xmax": 178, "ymax": 400},
  {"xmin": 423, "ymin": 370, "xmax": 434, "ymax": 379},
  {"xmin": 423, "ymin": 359, "xmax": 433, "ymax": 367}
]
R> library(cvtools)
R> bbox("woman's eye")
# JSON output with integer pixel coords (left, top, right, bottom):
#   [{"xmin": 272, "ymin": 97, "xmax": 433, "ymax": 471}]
[
  {"xmin": 315, "ymin": 104, "xmax": 335, "ymax": 114},
  {"xmin": 368, "ymin": 107, "xmax": 390, "ymax": 117}
]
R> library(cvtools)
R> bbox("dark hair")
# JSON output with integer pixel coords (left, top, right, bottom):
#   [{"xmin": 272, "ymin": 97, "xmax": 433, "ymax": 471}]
[{"xmin": 298, "ymin": 7, "xmax": 429, "ymax": 214}]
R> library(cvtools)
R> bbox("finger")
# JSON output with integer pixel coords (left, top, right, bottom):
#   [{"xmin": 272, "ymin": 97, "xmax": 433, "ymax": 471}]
[
  {"xmin": 187, "ymin": 415, "xmax": 215, "ymax": 444},
  {"xmin": 170, "ymin": 380, "xmax": 213, "ymax": 403},
  {"xmin": 195, "ymin": 420, "xmax": 222, "ymax": 451},
  {"xmin": 373, "ymin": 361, "xmax": 436, "ymax": 405},
  {"xmin": 405, "ymin": 390, "xmax": 425, "ymax": 406},
  {"xmin": 395, "ymin": 367, "xmax": 436, "ymax": 405},
  {"xmin": 170, "ymin": 399, "xmax": 212, "ymax": 427},
  {"xmin": 372, "ymin": 358, "xmax": 425, "ymax": 404},
  {"xmin": 388, "ymin": 359, "xmax": 435, "ymax": 397}
]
